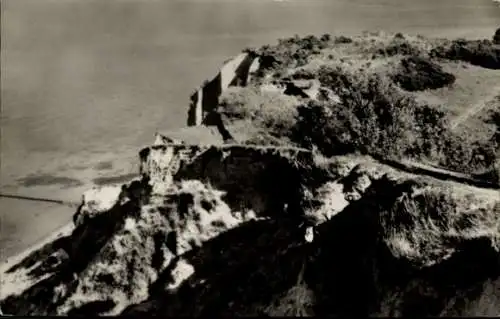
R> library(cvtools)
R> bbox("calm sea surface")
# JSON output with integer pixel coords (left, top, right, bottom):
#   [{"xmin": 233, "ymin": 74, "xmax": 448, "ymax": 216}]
[{"xmin": 1, "ymin": 0, "xmax": 499, "ymax": 192}]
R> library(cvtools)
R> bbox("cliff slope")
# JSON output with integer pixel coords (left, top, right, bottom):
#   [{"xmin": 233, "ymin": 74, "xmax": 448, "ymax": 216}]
[{"xmin": 1, "ymin": 31, "xmax": 499, "ymax": 317}]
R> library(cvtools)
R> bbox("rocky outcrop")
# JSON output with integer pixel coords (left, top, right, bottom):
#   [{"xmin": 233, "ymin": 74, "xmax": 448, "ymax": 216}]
[
  {"xmin": 58, "ymin": 179, "xmax": 265, "ymax": 315},
  {"xmin": 154, "ymin": 126, "xmax": 225, "ymax": 146},
  {"xmin": 73, "ymin": 186, "xmax": 124, "ymax": 227},
  {"xmin": 153, "ymin": 132, "xmax": 183, "ymax": 146},
  {"xmin": 138, "ymin": 143, "xmax": 315, "ymax": 218}
]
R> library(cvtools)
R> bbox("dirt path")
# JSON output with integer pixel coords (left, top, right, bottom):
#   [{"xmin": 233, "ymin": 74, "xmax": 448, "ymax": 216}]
[{"xmin": 450, "ymin": 86, "xmax": 500, "ymax": 130}]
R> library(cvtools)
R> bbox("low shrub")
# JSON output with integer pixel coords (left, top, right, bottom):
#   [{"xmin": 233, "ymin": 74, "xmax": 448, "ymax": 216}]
[
  {"xmin": 253, "ymin": 35, "xmax": 332, "ymax": 79},
  {"xmin": 441, "ymin": 108, "xmax": 499, "ymax": 176},
  {"xmin": 407, "ymin": 105, "xmax": 449, "ymax": 160},
  {"xmin": 430, "ymin": 39, "xmax": 500, "ymax": 69},
  {"xmin": 292, "ymin": 101, "xmax": 357, "ymax": 156},
  {"xmin": 334, "ymin": 35, "xmax": 353, "ymax": 44},
  {"xmin": 392, "ymin": 56, "xmax": 456, "ymax": 91},
  {"xmin": 377, "ymin": 37, "xmax": 422, "ymax": 57},
  {"xmin": 264, "ymin": 283, "xmax": 315, "ymax": 316},
  {"xmin": 493, "ymin": 28, "xmax": 500, "ymax": 45},
  {"xmin": 290, "ymin": 68, "xmax": 318, "ymax": 80},
  {"xmin": 487, "ymin": 109, "xmax": 500, "ymax": 146}
]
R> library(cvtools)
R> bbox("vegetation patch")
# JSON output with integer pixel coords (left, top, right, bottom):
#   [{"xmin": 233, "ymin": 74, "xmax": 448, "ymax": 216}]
[
  {"xmin": 493, "ymin": 27, "xmax": 500, "ymax": 45},
  {"xmin": 375, "ymin": 33, "xmax": 424, "ymax": 57},
  {"xmin": 288, "ymin": 64, "xmax": 497, "ymax": 180},
  {"xmin": 430, "ymin": 39, "xmax": 500, "ymax": 70},
  {"xmin": 219, "ymin": 56, "xmax": 497, "ymax": 182},
  {"xmin": 291, "ymin": 67, "xmax": 427, "ymax": 159},
  {"xmin": 250, "ymin": 35, "xmax": 331, "ymax": 79},
  {"xmin": 234, "ymin": 31, "xmax": 500, "ymax": 183},
  {"xmin": 391, "ymin": 56, "xmax": 456, "ymax": 91},
  {"xmin": 217, "ymin": 86, "xmax": 301, "ymax": 141}
]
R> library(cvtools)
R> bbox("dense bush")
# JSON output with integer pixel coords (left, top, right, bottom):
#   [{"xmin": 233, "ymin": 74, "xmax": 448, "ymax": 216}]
[
  {"xmin": 254, "ymin": 35, "xmax": 332, "ymax": 79},
  {"xmin": 487, "ymin": 159, "xmax": 500, "ymax": 184},
  {"xmin": 392, "ymin": 56, "xmax": 456, "ymax": 91},
  {"xmin": 430, "ymin": 39, "xmax": 500, "ymax": 69},
  {"xmin": 376, "ymin": 36, "xmax": 422, "ymax": 57},
  {"xmin": 290, "ymin": 68, "xmax": 318, "ymax": 80},
  {"xmin": 334, "ymin": 35, "xmax": 353, "ymax": 44},
  {"xmin": 472, "ymin": 108, "xmax": 500, "ymax": 182},
  {"xmin": 493, "ymin": 28, "xmax": 500, "ymax": 45},
  {"xmin": 408, "ymin": 105, "xmax": 450, "ymax": 160},
  {"xmin": 416, "ymin": 106, "xmax": 498, "ymax": 176},
  {"xmin": 488, "ymin": 109, "xmax": 500, "ymax": 146},
  {"xmin": 292, "ymin": 101, "xmax": 356, "ymax": 155},
  {"xmin": 292, "ymin": 67, "xmax": 421, "ymax": 159},
  {"xmin": 471, "ymin": 109, "xmax": 500, "ymax": 183}
]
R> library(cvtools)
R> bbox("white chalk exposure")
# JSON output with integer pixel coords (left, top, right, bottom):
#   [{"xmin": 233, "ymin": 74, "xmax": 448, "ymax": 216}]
[
  {"xmin": 75, "ymin": 186, "xmax": 123, "ymax": 226},
  {"xmin": 166, "ymin": 259, "xmax": 195, "ymax": 291},
  {"xmin": 305, "ymin": 226, "xmax": 314, "ymax": 243}
]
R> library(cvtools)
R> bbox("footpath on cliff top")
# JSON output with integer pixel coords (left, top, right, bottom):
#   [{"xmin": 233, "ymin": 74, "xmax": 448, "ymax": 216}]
[{"xmin": 0, "ymin": 30, "xmax": 499, "ymax": 317}]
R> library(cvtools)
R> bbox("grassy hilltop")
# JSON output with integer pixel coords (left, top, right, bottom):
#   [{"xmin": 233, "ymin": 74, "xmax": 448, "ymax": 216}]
[{"xmin": 210, "ymin": 30, "xmax": 500, "ymax": 184}]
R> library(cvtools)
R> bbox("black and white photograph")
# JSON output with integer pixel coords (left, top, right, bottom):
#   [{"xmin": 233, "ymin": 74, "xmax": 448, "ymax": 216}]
[{"xmin": 0, "ymin": 0, "xmax": 499, "ymax": 316}]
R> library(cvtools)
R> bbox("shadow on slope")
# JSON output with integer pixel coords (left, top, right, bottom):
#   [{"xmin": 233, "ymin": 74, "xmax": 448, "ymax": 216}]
[
  {"xmin": 309, "ymin": 175, "xmax": 500, "ymax": 317},
  {"xmin": 123, "ymin": 217, "xmax": 311, "ymax": 316},
  {"xmin": 0, "ymin": 198, "xmax": 138, "ymax": 316},
  {"xmin": 124, "ymin": 175, "xmax": 500, "ymax": 317},
  {"xmin": 2, "ymin": 162, "xmax": 498, "ymax": 316}
]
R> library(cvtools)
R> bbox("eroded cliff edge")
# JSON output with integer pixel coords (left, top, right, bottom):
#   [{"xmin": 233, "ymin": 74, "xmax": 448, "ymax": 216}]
[
  {"xmin": 1, "ymin": 141, "xmax": 498, "ymax": 316},
  {"xmin": 1, "ymin": 31, "xmax": 499, "ymax": 317}
]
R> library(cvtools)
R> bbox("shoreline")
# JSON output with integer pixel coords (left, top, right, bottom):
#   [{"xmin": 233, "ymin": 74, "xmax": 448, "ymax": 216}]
[
  {"xmin": 0, "ymin": 222, "xmax": 74, "ymax": 274},
  {"xmin": 0, "ymin": 197, "xmax": 75, "ymax": 263}
]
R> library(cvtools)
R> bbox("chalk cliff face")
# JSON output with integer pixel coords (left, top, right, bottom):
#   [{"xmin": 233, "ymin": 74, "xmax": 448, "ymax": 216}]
[
  {"xmin": 1, "ymin": 32, "xmax": 499, "ymax": 317},
  {"xmin": 138, "ymin": 144, "xmax": 314, "ymax": 217}
]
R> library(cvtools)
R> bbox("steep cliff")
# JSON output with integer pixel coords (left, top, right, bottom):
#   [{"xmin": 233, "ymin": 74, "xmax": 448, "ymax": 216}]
[
  {"xmin": 1, "ymin": 31, "xmax": 499, "ymax": 317},
  {"xmin": 1, "ymin": 143, "xmax": 498, "ymax": 316}
]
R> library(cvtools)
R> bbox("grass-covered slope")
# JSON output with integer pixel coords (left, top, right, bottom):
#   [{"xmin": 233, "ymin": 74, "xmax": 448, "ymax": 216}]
[{"xmin": 209, "ymin": 31, "xmax": 500, "ymax": 184}]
